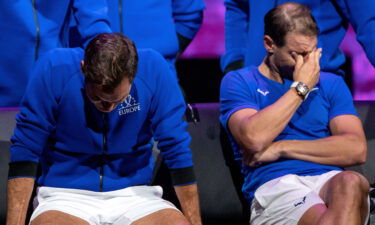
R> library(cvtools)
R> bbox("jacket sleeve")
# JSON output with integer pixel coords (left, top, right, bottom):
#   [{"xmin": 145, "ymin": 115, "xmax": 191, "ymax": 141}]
[
  {"xmin": 335, "ymin": 0, "xmax": 375, "ymax": 66},
  {"xmin": 72, "ymin": 0, "xmax": 112, "ymax": 47},
  {"xmin": 10, "ymin": 53, "xmax": 58, "ymax": 174},
  {"xmin": 148, "ymin": 51, "xmax": 193, "ymax": 171},
  {"xmin": 172, "ymin": 0, "xmax": 205, "ymax": 52},
  {"xmin": 220, "ymin": 0, "xmax": 249, "ymax": 73}
]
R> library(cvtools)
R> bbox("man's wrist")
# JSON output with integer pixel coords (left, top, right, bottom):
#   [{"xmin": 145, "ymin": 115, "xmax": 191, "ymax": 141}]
[
  {"xmin": 290, "ymin": 81, "xmax": 310, "ymax": 100},
  {"xmin": 272, "ymin": 141, "xmax": 285, "ymax": 157}
]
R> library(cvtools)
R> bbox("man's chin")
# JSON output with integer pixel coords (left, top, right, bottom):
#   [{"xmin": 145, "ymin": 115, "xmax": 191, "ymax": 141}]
[
  {"xmin": 280, "ymin": 68, "xmax": 294, "ymax": 80},
  {"xmin": 95, "ymin": 106, "xmax": 114, "ymax": 113}
]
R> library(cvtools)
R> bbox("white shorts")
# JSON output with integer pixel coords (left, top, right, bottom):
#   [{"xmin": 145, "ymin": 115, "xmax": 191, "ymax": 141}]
[
  {"xmin": 30, "ymin": 185, "xmax": 179, "ymax": 225},
  {"xmin": 250, "ymin": 170, "xmax": 370, "ymax": 225}
]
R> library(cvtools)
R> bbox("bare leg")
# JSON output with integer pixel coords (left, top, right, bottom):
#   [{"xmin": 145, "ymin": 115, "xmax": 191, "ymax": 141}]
[
  {"xmin": 298, "ymin": 171, "xmax": 369, "ymax": 225},
  {"xmin": 131, "ymin": 209, "xmax": 191, "ymax": 225},
  {"xmin": 30, "ymin": 210, "xmax": 90, "ymax": 225}
]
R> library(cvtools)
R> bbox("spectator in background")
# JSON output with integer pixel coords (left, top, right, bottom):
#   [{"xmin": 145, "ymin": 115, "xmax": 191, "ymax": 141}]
[
  {"xmin": 71, "ymin": 0, "xmax": 205, "ymax": 78},
  {"xmin": 0, "ymin": 0, "xmax": 112, "ymax": 108},
  {"xmin": 108, "ymin": 0, "xmax": 205, "ymax": 76}
]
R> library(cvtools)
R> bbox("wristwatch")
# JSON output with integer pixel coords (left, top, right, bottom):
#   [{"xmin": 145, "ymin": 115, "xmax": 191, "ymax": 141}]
[{"xmin": 290, "ymin": 81, "xmax": 309, "ymax": 100}]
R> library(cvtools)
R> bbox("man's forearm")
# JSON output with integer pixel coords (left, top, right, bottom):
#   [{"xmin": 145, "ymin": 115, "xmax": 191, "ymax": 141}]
[
  {"xmin": 6, "ymin": 177, "xmax": 35, "ymax": 225},
  {"xmin": 277, "ymin": 133, "xmax": 367, "ymax": 167},
  {"xmin": 174, "ymin": 184, "xmax": 202, "ymax": 225},
  {"xmin": 233, "ymin": 89, "xmax": 303, "ymax": 152}
]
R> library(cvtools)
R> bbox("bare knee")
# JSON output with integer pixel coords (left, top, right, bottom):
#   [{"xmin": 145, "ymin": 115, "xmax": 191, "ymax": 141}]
[
  {"xmin": 336, "ymin": 172, "xmax": 369, "ymax": 192},
  {"xmin": 328, "ymin": 171, "xmax": 369, "ymax": 202}
]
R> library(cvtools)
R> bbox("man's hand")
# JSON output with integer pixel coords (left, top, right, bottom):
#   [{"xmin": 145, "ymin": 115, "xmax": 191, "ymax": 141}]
[
  {"xmin": 243, "ymin": 142, "xmax": 282, "ymax": 167},
  {"xmin": 292, "ymin": 48, "xmax": 322, "ymax": 90}
]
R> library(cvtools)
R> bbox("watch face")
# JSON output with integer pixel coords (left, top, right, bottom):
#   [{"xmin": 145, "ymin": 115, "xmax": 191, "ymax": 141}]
[{"xmin": 296, "ymin": 83, "xmax": 309, "ymax": 95}]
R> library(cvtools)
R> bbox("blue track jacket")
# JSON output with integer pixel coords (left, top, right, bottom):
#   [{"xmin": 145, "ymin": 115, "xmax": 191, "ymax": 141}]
[
  {"xmin": 10, "ymin": 48, "xmax": 193, "ymax": 192},
  {"xmin": 221, "ymin": 0, "xmax": 375, "ymax": 75},
  {"xmin": 0, "ymin": 0, "xmax": 111, "ymax": 107},
  {"xmin": 106, "ymin": 0, "xmax": 205, "ymax": 63}
]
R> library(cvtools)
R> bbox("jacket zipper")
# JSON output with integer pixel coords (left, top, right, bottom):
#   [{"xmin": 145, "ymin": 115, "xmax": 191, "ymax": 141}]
[
  {"xmin": 31, "ymin": 0, "xmax": 40, "ymax": 61},
  {"xmin": 118, "ymin": 0, "xmax": 123, "ymax": 33},
  {"xmin": 100, "ymin": 113, "xmax": 109, "ymax": 192}
]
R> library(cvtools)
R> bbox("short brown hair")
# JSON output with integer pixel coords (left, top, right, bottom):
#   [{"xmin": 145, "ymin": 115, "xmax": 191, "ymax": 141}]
[
  {"xmin": 264, "ymin": 2, "xmax": 319, "ymax": 46},
  {"xmin": 82, "ymin": 33, "xmax": 138, "ymax": 93}
]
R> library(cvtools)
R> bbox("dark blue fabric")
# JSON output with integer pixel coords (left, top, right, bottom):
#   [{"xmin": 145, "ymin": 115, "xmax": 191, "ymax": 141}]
[
  {"xmin": 0, "ymin": 0, "xmax": 111, "ymax": 107},
  {"xmin": 106, "ymin": 0, "xmax": 205, "ymax": 60},
  {"xmin": 220, "ymin": 66, "xmax": 357, "ymax": 203}
]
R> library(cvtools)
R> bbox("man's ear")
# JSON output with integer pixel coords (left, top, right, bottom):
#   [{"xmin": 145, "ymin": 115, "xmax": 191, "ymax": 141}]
[{"xmin": 264, "ymin": 35, "xmax": 275, "ymax": 54}]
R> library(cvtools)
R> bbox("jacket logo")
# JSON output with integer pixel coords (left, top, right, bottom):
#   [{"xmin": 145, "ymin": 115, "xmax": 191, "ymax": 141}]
[
  {"xmin": 118, "ymin": 95, "xmax": 141, "ymax": 116},
  {"xmin": 257, "ymin": 88, "xmax": 269, "ymax": 96}
]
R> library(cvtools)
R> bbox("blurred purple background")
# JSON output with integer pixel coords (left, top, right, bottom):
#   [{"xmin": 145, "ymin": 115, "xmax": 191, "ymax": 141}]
[{"xmin": 182, "ymin": 0, "xmax": 375, "ymax": 100}]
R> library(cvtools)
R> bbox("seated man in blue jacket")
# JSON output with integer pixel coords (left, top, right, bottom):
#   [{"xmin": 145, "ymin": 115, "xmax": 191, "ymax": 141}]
[
  {"xmin": 7, "ymin": 33, "xmax": 201, "ymax": 225},
  {"xmin": 220, "ymin": 3, "xmax": 370, "ymax": 224}
]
